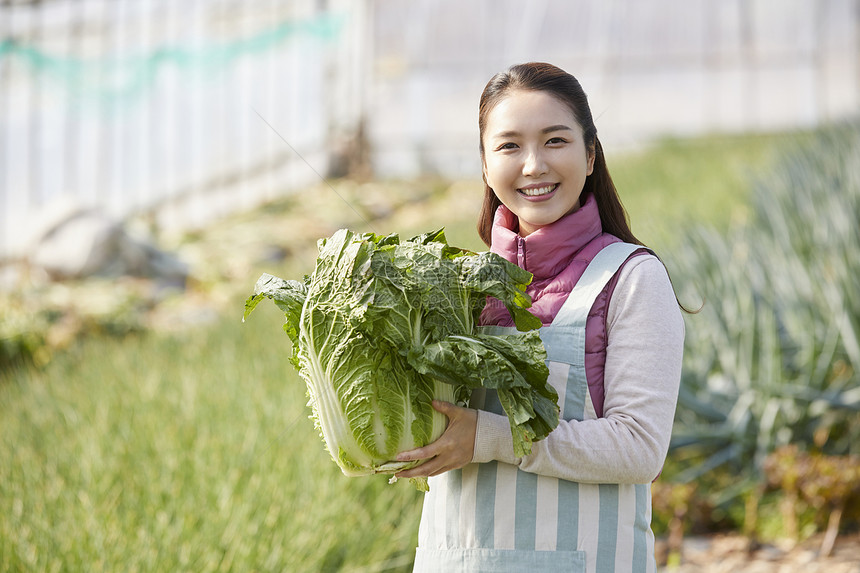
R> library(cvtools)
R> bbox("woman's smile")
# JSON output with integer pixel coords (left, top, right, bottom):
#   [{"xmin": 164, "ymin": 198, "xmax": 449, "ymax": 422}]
[{"xmin": 518, "ymin": 183, "xmax": 559, "ymax": 199}]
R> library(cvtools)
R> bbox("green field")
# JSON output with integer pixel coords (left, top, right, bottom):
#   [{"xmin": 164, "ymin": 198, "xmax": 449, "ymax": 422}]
[{"xmin": 0, "ymin": 131, "xmax": 807, "ymax": 572}]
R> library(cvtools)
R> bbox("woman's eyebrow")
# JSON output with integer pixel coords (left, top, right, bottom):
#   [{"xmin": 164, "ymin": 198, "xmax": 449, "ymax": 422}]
[
  {"xmin": 541, "ymin": 124, "xmax": 573, "ymax": 134},
  {"xmin": 491, "ymin": 125, "xmax": 573, "ymax": 139}
]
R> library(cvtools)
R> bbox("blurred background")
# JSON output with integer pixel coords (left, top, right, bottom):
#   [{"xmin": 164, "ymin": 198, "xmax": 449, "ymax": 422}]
[
  {"xmin": 1, "ymin": 1, "xmax": 859, "ymax": 572},
  {"xmin": 2, "ymin": 0, "xmax": 859, "ymax": 254}
]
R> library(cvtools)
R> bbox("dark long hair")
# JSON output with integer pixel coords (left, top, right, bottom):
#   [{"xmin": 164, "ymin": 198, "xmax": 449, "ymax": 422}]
[
  {"xmin": 477, "ymin": 63, "xmax": 698, "ymax": 313},
  {"xmin": 477, "ymin": 62, "xmax": 640, "ymax": 248}
]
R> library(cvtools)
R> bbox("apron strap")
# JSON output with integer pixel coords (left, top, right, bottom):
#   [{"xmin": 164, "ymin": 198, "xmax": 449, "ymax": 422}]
[{"xmin": 550, "ymin": 242, "xmax": 642, "ymax": 329}]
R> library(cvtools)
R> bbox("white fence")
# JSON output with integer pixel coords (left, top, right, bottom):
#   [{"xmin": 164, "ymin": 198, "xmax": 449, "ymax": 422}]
[
  {"xmin": 0, "ymin": 0, "xmax": 365, "ymax": 258},
  {"xmin": 2, "ymin": 0, "xmax": 858, "ymax": 258},
  {"xmin": 368, "ymin": 0, "xmax": 860, "ymax": 176}
]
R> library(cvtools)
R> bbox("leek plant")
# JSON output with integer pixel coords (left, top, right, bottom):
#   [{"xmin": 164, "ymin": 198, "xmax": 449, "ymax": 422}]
[{"xmin": 670, "ymin": 123, "xmax": 860, "ymax": 495}]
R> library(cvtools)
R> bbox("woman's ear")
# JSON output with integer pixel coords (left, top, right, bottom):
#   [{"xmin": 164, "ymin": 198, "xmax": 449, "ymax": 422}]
[{"xmin": 586, "ymin": 147, "xmax": 596, "ymax": 176}]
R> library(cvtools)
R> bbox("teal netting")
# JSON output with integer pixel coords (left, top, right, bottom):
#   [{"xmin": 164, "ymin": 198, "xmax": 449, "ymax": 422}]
[{"xmin": 0, "ymin": 12, "xmax": 344, "ymax": 102}]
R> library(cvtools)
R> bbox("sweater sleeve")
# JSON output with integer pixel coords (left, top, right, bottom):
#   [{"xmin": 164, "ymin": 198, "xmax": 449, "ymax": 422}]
[{"xmin": 471, "ymin": 255, "xmax": 685, "ymax": 484}]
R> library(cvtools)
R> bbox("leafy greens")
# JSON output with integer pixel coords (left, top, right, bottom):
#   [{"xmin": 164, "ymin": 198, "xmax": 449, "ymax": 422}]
[{"xmin": 243, "ymin": 228, "xmax": 558, "ymax": 487}]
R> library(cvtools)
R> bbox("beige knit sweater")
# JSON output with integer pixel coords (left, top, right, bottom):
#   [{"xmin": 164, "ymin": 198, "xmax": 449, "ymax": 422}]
[{"xmin": 472, "ymin": 254, "xmax": 685, "ymax": 485}]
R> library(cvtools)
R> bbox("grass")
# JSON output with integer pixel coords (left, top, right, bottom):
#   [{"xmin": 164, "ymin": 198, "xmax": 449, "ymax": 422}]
[
  {"xmin": 0, "ymin": 130, "xmax": 801, "ymax": 571},
  {"xmin": 608, "ymin": 131, "xmax": 802, "ymax": 249},
  {"xmin": 0, "ymin": 305, "xmax": 423, "ymax": 572}
]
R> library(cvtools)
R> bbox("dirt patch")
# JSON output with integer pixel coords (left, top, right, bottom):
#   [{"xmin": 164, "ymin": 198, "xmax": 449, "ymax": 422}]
[{"xmin": 657, "ymin": 532, "xmax": 860, "ymax": 572}]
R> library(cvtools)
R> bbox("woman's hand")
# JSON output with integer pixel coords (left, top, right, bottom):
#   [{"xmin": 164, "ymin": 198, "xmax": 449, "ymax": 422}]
[{"xmin": 394, "ymin": 400, "xmax": 477, "ymax": 479}]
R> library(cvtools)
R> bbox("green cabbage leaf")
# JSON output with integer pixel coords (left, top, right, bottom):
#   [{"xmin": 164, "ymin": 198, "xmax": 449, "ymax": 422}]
[{"xmin": 243, "ymin": 228, "xmax": 558, "ymax": 487}]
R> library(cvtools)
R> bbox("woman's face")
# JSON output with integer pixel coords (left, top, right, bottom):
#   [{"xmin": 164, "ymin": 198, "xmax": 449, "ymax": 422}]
[{"xmin": 482, "ymin": 89, "xmax": 595, "ymax": 237}]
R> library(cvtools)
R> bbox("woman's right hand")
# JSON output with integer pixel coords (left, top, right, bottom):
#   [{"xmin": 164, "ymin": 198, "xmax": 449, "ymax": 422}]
[{"xmin": 393, "ymin": 400, "xmax": 477, "ymax": 479}]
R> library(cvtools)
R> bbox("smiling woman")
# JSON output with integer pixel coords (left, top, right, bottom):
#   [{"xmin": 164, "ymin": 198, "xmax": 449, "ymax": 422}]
[
  {"xmin": 403, "ymin": 63, "xmax": 687, "ymax": 573},
  {"xmin": 481, "ymin": 90, "xmax": 595, "ymax": 236},
  {"xmin": 476, "ymin": 63, "xmax": 640, "ymax": 250}
]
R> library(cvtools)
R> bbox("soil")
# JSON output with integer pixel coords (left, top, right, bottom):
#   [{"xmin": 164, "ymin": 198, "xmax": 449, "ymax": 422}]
[{"xmin": 657, "ymin": 532, "xmax": 860, "ymax": 572}]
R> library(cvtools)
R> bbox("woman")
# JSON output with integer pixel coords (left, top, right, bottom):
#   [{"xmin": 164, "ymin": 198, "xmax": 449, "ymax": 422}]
[{"xmin": 395, "ymin": 62, "xmax": 685, "ymax": 572}]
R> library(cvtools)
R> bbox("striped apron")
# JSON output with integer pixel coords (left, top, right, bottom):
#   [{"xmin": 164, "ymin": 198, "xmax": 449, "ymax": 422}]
[{"xmin": 413, "ymin": 242, "xmax": 656, "ymax": 573}]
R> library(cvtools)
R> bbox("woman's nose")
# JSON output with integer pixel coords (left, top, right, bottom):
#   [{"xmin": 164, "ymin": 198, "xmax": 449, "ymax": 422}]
[{"xmin": 522, "ymin": 148, "xmax": 547, "ymax": 176}]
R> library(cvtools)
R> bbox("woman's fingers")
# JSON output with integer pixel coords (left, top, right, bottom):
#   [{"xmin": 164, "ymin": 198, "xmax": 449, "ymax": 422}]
[
  {"xmin": 430, "ymin": 399, "xmax": 455, "ymax": 414},
  {"xmin": 394, "ymin": 401, "xmax": 477, "ymax": 479}
]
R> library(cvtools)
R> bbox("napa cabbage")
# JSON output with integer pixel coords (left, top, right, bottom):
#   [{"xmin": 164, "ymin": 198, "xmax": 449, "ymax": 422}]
[{"xmin": 243, "ymin": 228, "xmax": 558, "ymax": 487}]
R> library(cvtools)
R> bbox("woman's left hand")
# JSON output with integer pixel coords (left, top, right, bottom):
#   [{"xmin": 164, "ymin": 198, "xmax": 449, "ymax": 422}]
[{"xmin": 394, "ymin": 400, "xmax": 477, "ymax": 478}]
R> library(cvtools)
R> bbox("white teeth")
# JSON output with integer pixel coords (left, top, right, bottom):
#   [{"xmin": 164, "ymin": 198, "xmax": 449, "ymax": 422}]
[{"xmin": 519, "ymin": 185, "xmax": 556, "ymax": 196}]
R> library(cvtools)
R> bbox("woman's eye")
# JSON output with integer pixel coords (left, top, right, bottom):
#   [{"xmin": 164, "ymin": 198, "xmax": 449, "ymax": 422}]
[
  {"xmin": 547, "ymin": 137, "xmax": 567, "ymax": 145},
  {"xmin": 497, "ymin": 142, "xmax": 518, "ymax": 150}
]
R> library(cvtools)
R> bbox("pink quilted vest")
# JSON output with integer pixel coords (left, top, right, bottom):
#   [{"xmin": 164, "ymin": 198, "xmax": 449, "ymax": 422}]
[{"xmin": 479, "ymin": 194, "xmax": 645, "ymax": 417}]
